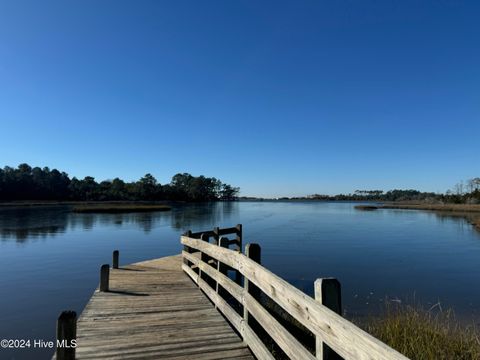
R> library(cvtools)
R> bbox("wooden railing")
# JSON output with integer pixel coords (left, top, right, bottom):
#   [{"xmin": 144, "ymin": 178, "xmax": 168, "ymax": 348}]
[{"xmin": 181, "ymin": 226, "xmax": 409, "ymax": 360}]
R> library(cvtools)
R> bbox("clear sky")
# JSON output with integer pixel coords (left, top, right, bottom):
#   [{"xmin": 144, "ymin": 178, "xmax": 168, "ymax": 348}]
[{"xmin": 0, "ymin": 1, "xmax": 479, "ymax": 197}]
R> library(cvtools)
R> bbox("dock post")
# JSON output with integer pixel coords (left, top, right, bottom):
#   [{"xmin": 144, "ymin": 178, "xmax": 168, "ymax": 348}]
[
  {"xmin": 213, "ymin": 227, "xmax": 220, "ymax": 245},
  {"xmin": 56, "ymin": 310, "xmax": 77, "ymax": 360},
  {"xmin": 243, "ymin": 243, "xmax": 261, "ymax": 325},
  {"xmin": 315, "ymin": 278, "xmax": 342, "ymax": 360},
  {"xmin": 100, "ymin": 264, "xmax": 110, "ymax": 292},
  {"xmin": 112, "ymin": 250, "xmax": 119, "ymax": 269}
]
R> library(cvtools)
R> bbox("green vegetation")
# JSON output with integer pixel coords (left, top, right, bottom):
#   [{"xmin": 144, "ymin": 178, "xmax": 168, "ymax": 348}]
[
  {"xmin": 294, "ymin": 178, "xmax": 480, "ymax": 204},
  {"xmin": 361, "ymin": 303, "xmax": 480, "ymax": 360},
  {"xmin": 72, "ymin": 204, "xmax": 171, "ymax": 213},
  {"xmin": 0, "ymin": 163, "xmax": 239, "ymax": 202}
]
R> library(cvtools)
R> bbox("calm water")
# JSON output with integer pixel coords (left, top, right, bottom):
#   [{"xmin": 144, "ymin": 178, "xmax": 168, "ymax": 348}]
[{"xmin": 1, "ymin": 201, "xmax": 480, "ymax": 359}]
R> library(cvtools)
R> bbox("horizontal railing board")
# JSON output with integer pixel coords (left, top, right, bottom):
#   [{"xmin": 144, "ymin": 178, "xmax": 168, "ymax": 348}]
[
  {"xmin": 218, "ymin": 227, "xmax": 241, "ymax": 235},
  {"xmin": 241, "ymin": 322, "xmax": 276, "ymax": 360},
  {"xmin": 182, "ymin": 236, "xmax": 237, "ymax": 268},
  {"xmin": 244, "ymin": 292, "xmax": 316, "ymax": 360},
  {"xmin": 190, "ymin": 230, "xmax": 215, "ymax": 238},
  {"xmin": 182, "ymin": 261, "xmax": 243, "ymax": 334},
  {"xmin": 182, "ymin": 262, "xmax": 274, "ymax": 360},
  {"xmin": 227, "ymin": 240, "xmax": 241, "ymax": 249},
  {"xmin": 183, "ymin": 251, "xmax": 243, "ymax": 302},
  {"xmin": 190, "ymin": 227, "xmax": 239, "ymax": 239},
  {"xmin": 183, "ymin": 250, "xmax": 315, "ymax": 360},
  {"xmin": 182, "ymin": 236, "xmax": 409, "ymax": 360}
]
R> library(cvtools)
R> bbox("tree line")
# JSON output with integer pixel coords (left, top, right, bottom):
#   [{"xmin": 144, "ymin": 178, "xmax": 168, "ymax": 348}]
[
  {"xmin": 292, "ymin": 179, "xmax": 480, "ymax": 204},
  {"xmin": 0, "ymin": 164, "xmax": 240, "ymax": 202}
]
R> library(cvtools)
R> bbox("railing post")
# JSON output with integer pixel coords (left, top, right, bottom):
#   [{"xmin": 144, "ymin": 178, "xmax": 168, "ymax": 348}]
[
  {"xmin": 235, "ymin": 224, "xmax": 243, "ymax": 284},
  {"xmin": 235, "ymin": 224, "xmax": 242, "ymax": 251},
  {"xmin": 56, "ymin": 310, "xmax": 77, "ymax": 360},
  {"xmin": 243, "ymin": 243, "xmax": 261, "ymax": 325},
  {"xmin": 100, "ymin": 264, "xmax": 109, "ymax": 292},
  {"xmin": 197, "ymin": 233, "xmax": 206, "ymax": 279},
  {"xmin": 213, "ymin": 227, "xmax": 220, "ymax": 245},
  {"xmin": 112, "ymin": 250, "xmax": 119, "ymax": 269},
  {"xmin": 315, "ymin": 278, "xmax": 342, "ymax": 360},
  {"xmin": 183, "ymin": 230, "xmax": 192, "ymax": 265},
  {"xmin": 200, "ymin": 233, "xmax": 210, "ymax": 275},
  {"xmin": 216, "ymin": 237, "xmax": 228, "ymax": 301}
]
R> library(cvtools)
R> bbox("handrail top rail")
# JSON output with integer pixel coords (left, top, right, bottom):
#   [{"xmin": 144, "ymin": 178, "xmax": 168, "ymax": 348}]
[{"xmin": 181, "ymin": 235, "xmax": 408, "ymax": 360}]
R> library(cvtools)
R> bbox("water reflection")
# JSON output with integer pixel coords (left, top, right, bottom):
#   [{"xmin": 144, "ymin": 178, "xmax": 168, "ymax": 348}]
[
  {"xmin": 0, "ymin": 206, "xmax": 69, "ymax": 242},
  {"xmin": 170, "ymin": 202, "xmax": 239, "ymax": 230},
  {"xmin": 0, "ymin": 202, "xmax": 240, "ymax": 242},
  {"xmin": 1, "ymin": 201, "xmax": 480, "ymax": 360}
]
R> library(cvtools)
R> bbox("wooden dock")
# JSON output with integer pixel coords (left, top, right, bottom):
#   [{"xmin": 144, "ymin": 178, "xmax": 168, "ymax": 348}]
[
  {"xmin": 70, "ymin": 255, "xmax": 253, "ymax": 359},
  {"xmin": 54, "ymin": 225, "xmax": 410, "ymax": 360}
]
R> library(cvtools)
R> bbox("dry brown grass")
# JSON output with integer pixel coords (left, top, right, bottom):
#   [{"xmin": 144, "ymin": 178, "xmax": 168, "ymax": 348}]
[
  {"xmin": 379, "ymin": 203, "xmax": 480, "ymax": 231},
  {"xmin": 362, "ymin": 303, "xmax": 480, "ymax": 360},
  {"xmin": 472, "ymin": 217, "xmax": 480, "ymax": 230},
  {"xmin": 380, "ymin": 203, "xmax": 480, "ymax": 213}
]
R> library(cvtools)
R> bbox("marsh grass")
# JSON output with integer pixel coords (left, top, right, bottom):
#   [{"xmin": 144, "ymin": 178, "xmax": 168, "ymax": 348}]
[
  {"xmin": 257, "ymin": 295, "xmax": 480, "ymax": 359},
  {"xmin": 379, "ymin": 203, "xmax": 480, "ymax": 232},
  {"xmin": 380, "ymin": 203, "xmax": 480, "ymax": 213},
  {"xmin": 361, "ymin": 302, "xmax": 480, "ymax": 360},
  {"xmin": 472, "ymin": 216, "xmax": 480, "ymax": 230}
]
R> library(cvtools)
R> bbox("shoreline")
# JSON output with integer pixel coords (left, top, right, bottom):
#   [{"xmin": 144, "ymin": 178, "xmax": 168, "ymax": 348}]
[
  {"xmin": 379, "ymin": 203, "xmax": 480, "ymax": 213},
  {"xmin": 378, "ymin": 203, "xmax": 480, "ymax": 231},
  {"xmin": 0, "ymin": 200, "xmax": 181, "ymax": 208},
  {"xmin": 2, "ymin": 200, "xmax": 479, "ymax": 230}
]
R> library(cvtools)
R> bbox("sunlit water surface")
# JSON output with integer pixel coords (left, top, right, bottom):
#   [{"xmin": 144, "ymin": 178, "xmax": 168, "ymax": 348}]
[{"xmin": 1, "ymin": 201, "xmax": 480, "ymax": 359}]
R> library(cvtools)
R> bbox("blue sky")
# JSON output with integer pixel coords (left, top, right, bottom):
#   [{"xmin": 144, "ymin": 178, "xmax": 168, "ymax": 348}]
[{"xmin": 0, "ymin": 1, "xmax": 479, "ymax": 197}]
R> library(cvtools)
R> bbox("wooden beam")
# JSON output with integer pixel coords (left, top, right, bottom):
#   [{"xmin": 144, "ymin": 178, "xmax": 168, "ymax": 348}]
[
  {"xmin": 56, "ymin": 310, "xmax": 76, "ymax": 360},
  {"xmin": 181, "ymin": 236, "xmax": 408, "ymax": 360},
  {"xmin": 315, "ymin": 278, "xmax": 343, "ymax": 360},
  {"xmin": 244, "ymin": 243, "xmax": 261, "ymax": 325},
  {"xmin": 112, "ymin": 250, "xmax": 119, "ymax": 269},
  {"xmin": 100, "ymin": 264, "xmax": 109, "ymax": 292}
]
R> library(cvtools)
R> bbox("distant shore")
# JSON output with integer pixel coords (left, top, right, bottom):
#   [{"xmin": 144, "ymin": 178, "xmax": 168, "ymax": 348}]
[
  {"xmin": 377, "ymin": 203, "xmax": 480, "ymax": 231},
  {"xmin": 379, "ymin": 203, "xmax": 480, "ymax": 213},
  {"xmin": 0, "ymin": 200, "xmax": 177, "ymax": 211},
  {"xmin": 0, "ymin": 200, "xmax": 176, "ymax": 206}
]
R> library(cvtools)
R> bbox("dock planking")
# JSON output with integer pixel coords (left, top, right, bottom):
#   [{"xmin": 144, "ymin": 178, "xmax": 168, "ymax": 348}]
[
  {"xmin": 68, "ymin": 255, "xmax": 254, "ymax": 360},
  {"xmin": 54, "ymin": 225, "xmax": 408, "ymax": 360}
]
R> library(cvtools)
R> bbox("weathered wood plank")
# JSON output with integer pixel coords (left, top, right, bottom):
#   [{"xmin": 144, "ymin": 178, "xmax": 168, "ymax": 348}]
[
  {"xmin": 181, "ymin": 236, "xmax": 409, "ymax": 360},
  {"xmin": 244, "ymin": 292, "xmax": 316, "ymax": 360},
  {"xmin": 184, "ymin": 245, "xmax": 315, "ymax": 360},
  {"xmin": 63, "ymin": 255, "xmax": 254, "ymax": 360},
  {"xmin": 182, "ymin": 250, "xmax": 243, "ymax": 302}
]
